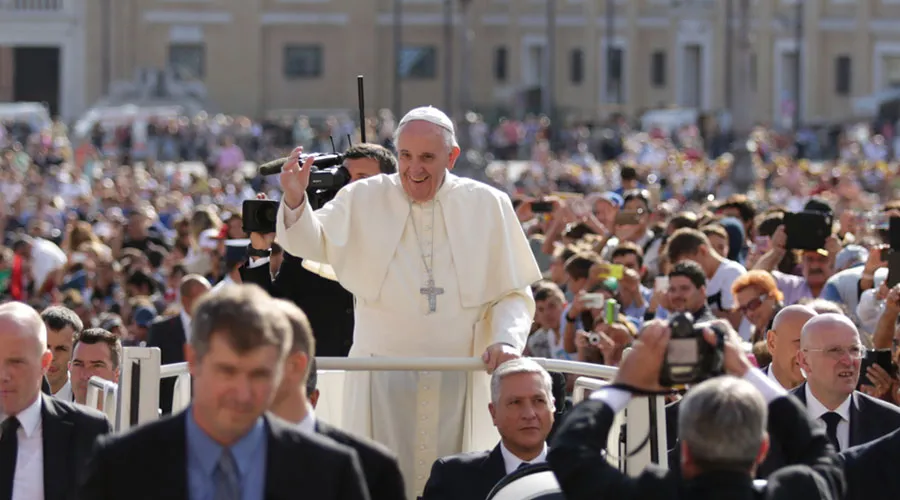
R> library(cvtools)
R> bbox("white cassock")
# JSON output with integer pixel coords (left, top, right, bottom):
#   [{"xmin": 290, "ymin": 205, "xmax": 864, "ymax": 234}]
[{"xmin": 277, "ymin": 171, "xmax": 542, "ymax": 498}]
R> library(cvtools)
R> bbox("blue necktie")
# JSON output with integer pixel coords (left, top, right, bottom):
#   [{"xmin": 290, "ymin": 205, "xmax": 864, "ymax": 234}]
[{"xmin": 214, "ymin": 448, "xmax": 241, "ymax": 500}]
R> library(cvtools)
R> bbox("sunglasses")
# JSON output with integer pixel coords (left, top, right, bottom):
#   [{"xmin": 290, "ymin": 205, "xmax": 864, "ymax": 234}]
[{"xmin": 739, "ymin": 294, "xmax": 769, "ymax": 314}]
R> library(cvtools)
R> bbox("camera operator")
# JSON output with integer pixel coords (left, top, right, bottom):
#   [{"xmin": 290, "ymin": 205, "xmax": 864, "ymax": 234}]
[
  {"xmin": 548, "ymin": 320, "xmax": 845, "ymax": 500},
  {"xmin": 241, "ymin": 143, "xmax": 397, "ymax": 356}
]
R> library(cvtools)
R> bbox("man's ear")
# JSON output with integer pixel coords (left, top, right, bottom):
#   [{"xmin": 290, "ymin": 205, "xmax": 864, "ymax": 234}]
[
  {"xmin": 755, "ymin": 432, "xmax": 771, "ymax": 466},
  {"xmin": 448, "ymin": 146, "xmax": 461, "ymax": 170},
  {"xmin": 797, "ymin": 350, "xmax": 810, "ymax": 374},
  {"xmin": 290, "ymin": 351, "xmax": 309, "ymax": 380},
  {"xmin": 40, "ymin": 350, "xmax": 52, "ymax": 373},
  {"xmin": 185, "ymin": 344, "xmax": 197, "ymax": 376},
  {"xmin": 489, "ymin": 402, "xmax": 497, "ymax": 426},
  {"xmin": 766, "ymin": 329, "xmax": 777, "ymax": 356}
]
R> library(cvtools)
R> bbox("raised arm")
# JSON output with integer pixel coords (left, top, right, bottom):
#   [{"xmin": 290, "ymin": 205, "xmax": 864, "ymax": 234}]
[{"xmin": 276, "ymin": 148, "xmax": 354, "ymax": 265}]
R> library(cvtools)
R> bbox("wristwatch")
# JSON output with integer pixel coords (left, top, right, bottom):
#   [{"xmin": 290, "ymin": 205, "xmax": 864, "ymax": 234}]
[{"xmin": 247, "ymin": 245, "xmax": 271, "ymax": 258}]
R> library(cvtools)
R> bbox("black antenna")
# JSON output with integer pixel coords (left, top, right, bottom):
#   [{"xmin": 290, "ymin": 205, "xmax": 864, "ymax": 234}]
[
  {"xmin": 329, "ymin": 136, "xmax": 337, "ymax": 153},
  {"xmin": 358, "ymin": 75, "xmax": 366, "ymax": 143},
  {"xmin": 347, "ymin": 134, "xmax": 352, "ymax": 146}
]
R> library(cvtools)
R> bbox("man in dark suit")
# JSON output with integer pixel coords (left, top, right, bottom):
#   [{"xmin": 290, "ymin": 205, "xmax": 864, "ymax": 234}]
[
  {"xmin": 791, "ymin": 314, "xmax": 900, "ymax": 452},
  {"xmin": 77, "ymin": 285, "xmax": 368, "ymax": 500},
  {"xmin": 840, "ymin": 426, "xmax": 900, "ymax": 500},
  {"xmin": 268, "ymin": 299, "xmax": 405, "ymax": 500},
  {"xmin": 146, "ymin": 274, "xmax": 210, "ymax": 414},
  {"xmin": 242, "ymin": 252, "xmax": 355, "ymax": 356},
  {"xmin": 421, "ymin": 358, "xmax": 556, "ymax": 500},
  {"xmin": 240, "ymin": 143, "xmax": 399, "ymax": 357},
  {"xmin": 549, "ymin": 320, "xmax": 845, "ymax": 500},
  {"xmin": 0, "ymin": 302, "xmax": 112, "ymax": 500}
]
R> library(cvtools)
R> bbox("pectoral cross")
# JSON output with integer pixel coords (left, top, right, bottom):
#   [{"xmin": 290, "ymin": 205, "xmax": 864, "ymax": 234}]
[{"xmin": 420, "ymin": 277, "xmax": 444, "ymax": 313}]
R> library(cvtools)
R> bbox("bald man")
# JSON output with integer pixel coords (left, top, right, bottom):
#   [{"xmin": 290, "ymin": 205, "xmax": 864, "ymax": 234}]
[
  {"xmin": 0, "ymin": 302, "xmax": 111, "ymax": 500},
  {"xmin": 147, "ymin": 274, "xmax": 211, "ymax": 415},
  {"xmin": 791, "ymin": 313, "xmax": 900, "ymax": 452},
  {"xmin": 764, "ymin": 305, "xmax": 817, "ymax": 390}
]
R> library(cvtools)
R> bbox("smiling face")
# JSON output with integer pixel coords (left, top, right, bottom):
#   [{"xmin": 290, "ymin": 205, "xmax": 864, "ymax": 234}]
[
  {"xmin": 798, "ymin": 319, "xmax": 862, "ymax": 405},
  {"xmin": 396, "ymin": 121, "xmax": 460, "ymax": 203}
]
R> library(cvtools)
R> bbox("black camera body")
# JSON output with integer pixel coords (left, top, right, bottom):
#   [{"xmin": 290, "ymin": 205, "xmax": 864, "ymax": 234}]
[
  {"xmin": 659, "ymin": 312, "xmax": 726, "ymax": 387},
  {"xmin": 784, "ymin": 210, "xmax": 833, "ymax": 251},
  {"xmin": 242, "ymin": 199, "xmax": 279, "ymax": 234},
  {"xmin": 305, "ymin": 154, "xmax": 351, "ymax": 190}
]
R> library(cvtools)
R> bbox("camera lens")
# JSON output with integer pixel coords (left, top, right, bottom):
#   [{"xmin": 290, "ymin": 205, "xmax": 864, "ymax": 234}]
[{"xmin": 257, "ymin": 204, "xmax": 278, "ymax": 227}]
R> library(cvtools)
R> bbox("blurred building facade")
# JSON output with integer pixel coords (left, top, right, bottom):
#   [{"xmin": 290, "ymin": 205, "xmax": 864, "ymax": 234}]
[{"xmin": 1, "ymin": 0, "xmax": 900, "ymax": 125}]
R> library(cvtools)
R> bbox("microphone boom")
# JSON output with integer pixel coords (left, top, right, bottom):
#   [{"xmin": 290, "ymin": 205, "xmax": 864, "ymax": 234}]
[{"xmin": 258, "ymin": 157, "xmax": 290, "ymax": 176}]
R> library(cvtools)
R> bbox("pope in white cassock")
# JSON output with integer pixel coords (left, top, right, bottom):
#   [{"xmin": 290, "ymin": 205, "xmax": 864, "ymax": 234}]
[{"xmin": 275, "ymin": 106, "xmax": 542, "ymax": 498}]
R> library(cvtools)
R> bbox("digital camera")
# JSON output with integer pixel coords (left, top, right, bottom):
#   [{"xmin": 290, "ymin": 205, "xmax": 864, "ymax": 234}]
[
  {"xmin": 242, "ymin": 199, "xmax": 279, "ymax": 234},
  {"xmin": 658, "ymin": 312, "xmax": 726, "ymax": 386}
]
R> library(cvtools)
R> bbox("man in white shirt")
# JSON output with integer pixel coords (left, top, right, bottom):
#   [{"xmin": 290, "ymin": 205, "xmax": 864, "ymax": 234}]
[
  {"xmin": 39, "ymin": 306, "xmax": 84, "ymax": 402},
  {"xmin": 421, "ymin": 358, "xmax": 554, "ymax": 500},
  {"xmin": 268, "ymin": 298, "xmax": 405, "ymax": 500},
  {"xmin": 0, "ymin": 302, "xmax": 111, "ymax": 500},
  {"xmin": 794, "ymin": 313, "xmax": 900, "ymax": 452},
  {"xmin": 666, "ymin": 228, "xmax": 746, "ymax": 330}
]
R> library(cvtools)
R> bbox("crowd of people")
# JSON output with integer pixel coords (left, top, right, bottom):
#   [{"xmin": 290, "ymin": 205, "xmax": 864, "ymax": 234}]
[{"xmin": 2, "ymin": 100, "xmax": 900, "ymax": 500}]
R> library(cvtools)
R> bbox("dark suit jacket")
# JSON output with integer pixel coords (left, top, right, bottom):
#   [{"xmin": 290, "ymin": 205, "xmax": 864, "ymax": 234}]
[
  {"xmin": 420, "ymin": 444, "xmax": 507, "ymax": 500},
  {"xmin": 146, "ymin": 314, "xmax": 186, "ymax": 415},
  {"xmin": 240, "ymin": 252, "xmax": 354, "ymax": 356},
  {"xmin": 760, "ymin": 383, "xmax": 900, "ymax": 473},
  {"xmin": 316, "ymin": 420, "xmax": 405, "ymax": 500},
  {"xmin": 549, "ymin": 396, "xmax": 844, "ymax": 500},
  {"xmin": 40, "ymin": 394, "xmax": 113, "ymax": 500},
  {"xmin": 76, "ymin": 410, "xmax": 369, "ymax": 500},
  {"xmin": 840, "ymin": 426, "xmax": 900, "ymax": 500}
]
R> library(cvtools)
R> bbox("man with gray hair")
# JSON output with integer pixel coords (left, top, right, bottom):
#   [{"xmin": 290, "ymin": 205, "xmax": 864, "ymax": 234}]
[
  {"xmin": 549, "ymin": 319, "xmax": 845, "ymax": 500},
  {"xmin": 422, "ymin": 358, "xmax": 554, "ymax": 500},
  {"xmin": 276, "ymin": 106, "xmax": 542, "ymax": 497}
]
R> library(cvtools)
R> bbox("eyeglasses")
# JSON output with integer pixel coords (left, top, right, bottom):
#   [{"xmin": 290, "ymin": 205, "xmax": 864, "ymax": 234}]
[
  {"xmin": 738, "ymin": 294, "xmax": 769, "ymax": 314},
  {"xmin": 803, "ymin": 345, "xmax": 866, "ymax": 360}
]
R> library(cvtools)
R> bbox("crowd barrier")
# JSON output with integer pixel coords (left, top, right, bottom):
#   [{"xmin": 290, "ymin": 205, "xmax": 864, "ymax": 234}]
[{"xmin": 85, "ymin": 347, "xmax": 669, "ymax": 476}]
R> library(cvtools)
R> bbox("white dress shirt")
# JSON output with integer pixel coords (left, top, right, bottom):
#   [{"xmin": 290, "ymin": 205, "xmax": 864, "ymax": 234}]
[
  {"xmin": 52, "ymin": 377, "xmax": 73, "ymax": 402},
  {"xmin": 179, "ymin": 309, "xmax": 192, "ymax": 344},
  {"xmin": 804, "ymin": 384, "xmax": 852, "ymax": 451},
  {"xmin": 296, "ymin": 407, "xmax": 317, "ymax": 434},
  {"xmin": 1, "ymin": 394, "xmax": 45, "ymax": 500},
  {"xmin": 499, "ymin": 441, "xmax": 548, "ymax": 475},
  {"xmin": 765, "ymin": 364, "xmax": 794, "ymax": 391}
]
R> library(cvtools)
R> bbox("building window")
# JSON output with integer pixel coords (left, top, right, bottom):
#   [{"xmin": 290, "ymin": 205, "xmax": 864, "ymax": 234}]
[
  {"xmin": 284, "ymin": 45, "xmax": 323, "ymax": 79},
  {"xmin": 494, "ymin": 47, "xmax": 508, "ymax": 82},
  {"xmin": 570, "ymin": 49, "xmax": 584, "ymax": 84},
  {"xmin": 399, "ymin": 46, "xmax": 437, "ymax": 79},
  {"xmin": 885, "ymin": 56, "xmax": 900, "ymax": 88},
  {"xmin": 168, "ymin": 44, "xmax": 205, "ymax": 79},
  {"xmin": 605, "ymin": 46, "xmax": 624, "ymax": 103},
  {"xmin": 835, "ymin": 55, "xmax": 851, "ymax": 95},
  {"xmin": 651, "ymin": 51, "xmax": 666, "ymax": 87}
]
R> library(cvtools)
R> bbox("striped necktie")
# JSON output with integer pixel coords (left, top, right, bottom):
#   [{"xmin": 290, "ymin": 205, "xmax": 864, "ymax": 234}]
[{"xmin": 213, "ymin": 448, "xmax": 241, "ymax": 500}]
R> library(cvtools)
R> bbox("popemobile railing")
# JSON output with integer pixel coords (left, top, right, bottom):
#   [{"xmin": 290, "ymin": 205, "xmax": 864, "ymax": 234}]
[{"xmin": 85, "ymin": 347, "xmax": 669, "ymax": 476}]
